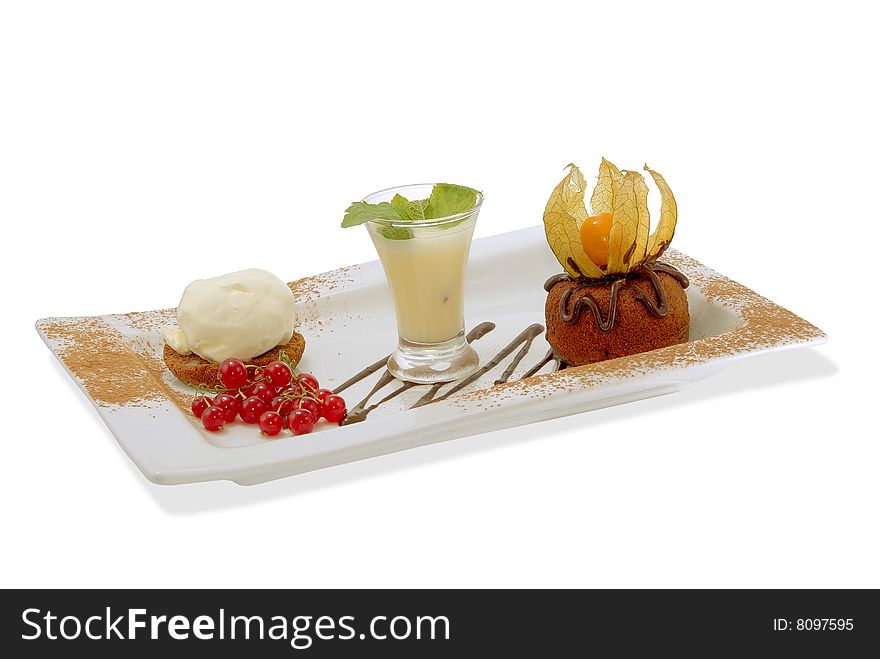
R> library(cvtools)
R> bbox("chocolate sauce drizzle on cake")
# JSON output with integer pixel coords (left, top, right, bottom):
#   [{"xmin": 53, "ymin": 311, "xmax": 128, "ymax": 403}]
[
  {"xmin": 544, "ymin": 261, "xmax": 689, "ymax": 332},
  {"xmin": 335, "ymin": 322, "xmax": 562, "ymax": 425}
]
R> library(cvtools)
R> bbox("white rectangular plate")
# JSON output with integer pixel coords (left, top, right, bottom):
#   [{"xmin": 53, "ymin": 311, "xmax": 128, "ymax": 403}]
[{"xmin": 37, "ymin": 226, "xmax": 825, "ymax": 485}]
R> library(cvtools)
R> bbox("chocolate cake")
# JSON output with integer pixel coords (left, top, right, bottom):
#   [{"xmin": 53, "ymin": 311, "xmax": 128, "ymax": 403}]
[{"xmin": 544, "ymin": 264, "xmax": 689, "ymax": 366}]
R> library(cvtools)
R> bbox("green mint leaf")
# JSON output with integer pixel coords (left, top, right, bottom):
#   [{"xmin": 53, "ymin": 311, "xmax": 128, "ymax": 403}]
[
  {"xmin": 342, "ymin": 201, "xmax": 402, "ymax": 228},
  {"xmin": 390, "ymin": 193, "xmax": 429, "ymax": 220},
  {"xmin": 378, "ymin": 225, "xmax": 414, "ymax": 240},
  {"xmin": 389, "ymin": 193, "xmax": 409, "ymax": 216},
  {"xmin": 425, "ymin": 183, "xmax": 478, "ymax": 219},
  {"xmin": 343, "ymin": 183, "xmax": 477, "ymax": 234}
]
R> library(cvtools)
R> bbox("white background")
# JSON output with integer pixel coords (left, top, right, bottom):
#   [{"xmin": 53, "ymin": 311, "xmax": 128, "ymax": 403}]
[{"xmin": 1, "ymin": 1, "xmax": 877, "ymax": 588}]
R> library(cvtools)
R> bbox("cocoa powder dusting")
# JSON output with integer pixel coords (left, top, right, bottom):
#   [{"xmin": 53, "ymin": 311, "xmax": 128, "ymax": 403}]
[
  {"xmin": 40, "ymin": 316, "xmax": 190, "ymax": 411},
  {"xmin": 36, "ymin": 269, "xmax": 359, "ymax": 413},
  {"xmin": 287, "ymin": 267, "xmax": 356, "ymax": 304},
  {"xmin": 455, "ymin": 249, "xmax": 825, "ymax": 406},
  {"xmin": 38, "ymin": 249, "xmax": 823, "ymax": 417}
]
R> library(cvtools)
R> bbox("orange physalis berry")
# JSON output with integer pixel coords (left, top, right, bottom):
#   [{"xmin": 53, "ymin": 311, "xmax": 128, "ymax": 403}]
[{"xmin": 579, "ymin": 212, "xmax": 612, "ymax": 268}]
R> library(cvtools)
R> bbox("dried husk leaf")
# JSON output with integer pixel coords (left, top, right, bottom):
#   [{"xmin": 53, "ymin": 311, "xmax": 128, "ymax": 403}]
[
  {"xmin": 644, "ymin": 165, "xmax": 678, "ymax": 259},
  {"xmin": 543, "ymin": 165, "xmax": 604, "ymax": 278},
  {"xmin": 629, "ymin": 170, "xmax": 651, "ymax": 268},
  {"xmin": 606, "ymin": 171, "xmax": 649, "ymax": 273},
  {"xmin": 590, "ymin": 157, "xmax": 621, "ymax": 215}
]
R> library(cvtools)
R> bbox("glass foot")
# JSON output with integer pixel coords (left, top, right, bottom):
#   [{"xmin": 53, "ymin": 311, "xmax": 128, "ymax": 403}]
[{"xmin": 387, "ymin": 332, "xmax": 480, "ymax": 384}]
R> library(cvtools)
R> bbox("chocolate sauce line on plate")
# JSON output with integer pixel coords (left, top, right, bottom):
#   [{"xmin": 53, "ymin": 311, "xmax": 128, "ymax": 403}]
[
  {"xmin": 344, "ymin": 378, "xmax": 418, "ymax": 425},
  {"xmin": 342, "ymin": 322, "xmax": 497, "ymax": 425},
  {"xmin": 343, "ymin": 322, "xmax": 552, "ymax": 424},
  {"xmin": 412, "ymin": 329, "xmax": 550, "ymax": 408},
  {"xmin": 520, "ymin": 348, "xmax": 567, "ymax": 379},
  {"xmin": 333, "ymin": 355, "xmax": 388, "ymax": 395},
  {"xmin": 334, "ymin": 321, "xmax": 497, "ymax": 397},
  {"xmin": 543, "ymin": 261, "xmax": 689, "ymax": 333},
  {"xmin": 429, "ymin": 323, "xmax": 545, "ymax": 405},
  {"xmin": 463, "ymin": 321, "xmax": 499, "ymax": 344},
  {"xmin": 409, "ymin": 323, "xmax": 545, "ymax": 410},
  {"xmin": 345, "ymin": 370, "xmax": 397, "ymax": 424},
  {"xmin": 495, "ymin": 325, "xmax": 543, "ymax": 385},
  {"xmin": 412, "ymin": 382, "xmax": 446, "ymax": 409}
]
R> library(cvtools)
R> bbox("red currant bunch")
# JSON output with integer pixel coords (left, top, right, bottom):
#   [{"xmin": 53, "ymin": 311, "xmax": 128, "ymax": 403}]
[{"xmin": 190, "ymin": 360, "xmax": 346, "ymax": 437}]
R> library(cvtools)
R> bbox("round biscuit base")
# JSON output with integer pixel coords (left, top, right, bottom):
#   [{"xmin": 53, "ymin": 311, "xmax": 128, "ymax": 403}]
[{"xmin": 163, "ymin": 332, "xmax": 306, "ymax": 388}]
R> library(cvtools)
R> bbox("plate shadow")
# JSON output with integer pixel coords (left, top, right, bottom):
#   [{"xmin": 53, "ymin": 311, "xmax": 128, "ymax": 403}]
[{"xmin": 128, "ymin": 347, "xmax": 837, "ymax": 514}]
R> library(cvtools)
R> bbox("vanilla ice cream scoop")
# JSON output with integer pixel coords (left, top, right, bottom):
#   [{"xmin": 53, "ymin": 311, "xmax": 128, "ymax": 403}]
[{"xmin": 171, "ymin": 268, "xmax": 297, "ymax": 363}]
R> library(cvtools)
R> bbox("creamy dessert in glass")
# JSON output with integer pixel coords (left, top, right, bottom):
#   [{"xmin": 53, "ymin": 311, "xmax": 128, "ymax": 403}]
[{"xmin": 348, "ymin": 183, "xmax": 482, "ymax": 383}]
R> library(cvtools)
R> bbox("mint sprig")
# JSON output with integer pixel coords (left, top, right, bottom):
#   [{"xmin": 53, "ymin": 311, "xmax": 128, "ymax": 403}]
[
  {"xmin": 378, "ymin": 225, "xmax": 414, "ymax": 240},
  {"xmin": 341, "ymin": 183, "xmax": 479, "ymax": 239},
  {"xmin": 425, "ymin": 183, "xmax": 477, "ymax": 219},
  {"xmin": 341, "ymin": 201, "xmax": 400, "ymax": 228},
  {"xmin": 390, "ymin": 194, "xmax": 429, "ymax": 220}
]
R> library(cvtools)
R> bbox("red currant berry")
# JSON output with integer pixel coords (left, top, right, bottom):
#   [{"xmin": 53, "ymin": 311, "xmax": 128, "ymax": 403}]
[
  {"xmin": 219, "ymin": 358, "xmax": 248, "ymax": 389},
  {"xmin": 297, "ymin": 397, "xmax": 322, "ymax": 420},
  {"xmin": 213, "ymin": 392, "xmax": 241, "ymax": 422},
  {"xmin": 316, "ymin": 388, "xmax": 333, "ymax": 405},
  {"xmin": 322, "ymin": 394, "xmax": 347, "ymax": 423},
  {"xmin": 277, "ymin": 383, "xmax": 302, "ymax": 398},
  {"xmin": 270, "ymin": 396, "xmax": 294, "ymax": 418},
  {"xmin": 249, "ymin": 382, "xmax": 275, "ymax": 404},
  {"xmin": 191, "ymin": 395, "xmax": 212, "ymax": 419},
  {"xmin": 242, "ymin": 371, "xmax": 264, "ymax": 393},
  {"xmin": 201, "ymin": 405, "xmax": 226, "ymax": 432},
  {"xmin": 288, "ymin": 408, "xmax": 315, "ymax": 435},
  {"xmin": 263, "ymin": 360, "xmax": 292, "ymax": 389},
  {"xmin": 258, "ymin": 411, "xmax": 284, "ymax": 437},
  {"xmin": 298, "ymin": 373, "xmax": 319, "ymax": 393},
  {"xmin": 240, "ymin": 395, "xmax": 269, "ymax": 424}
]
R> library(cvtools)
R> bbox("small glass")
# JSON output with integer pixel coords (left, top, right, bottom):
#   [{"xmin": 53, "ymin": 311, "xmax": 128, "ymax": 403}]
[{"xmin": 363, "ymin": 183, "xmax": 482, "ymax": 384}]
